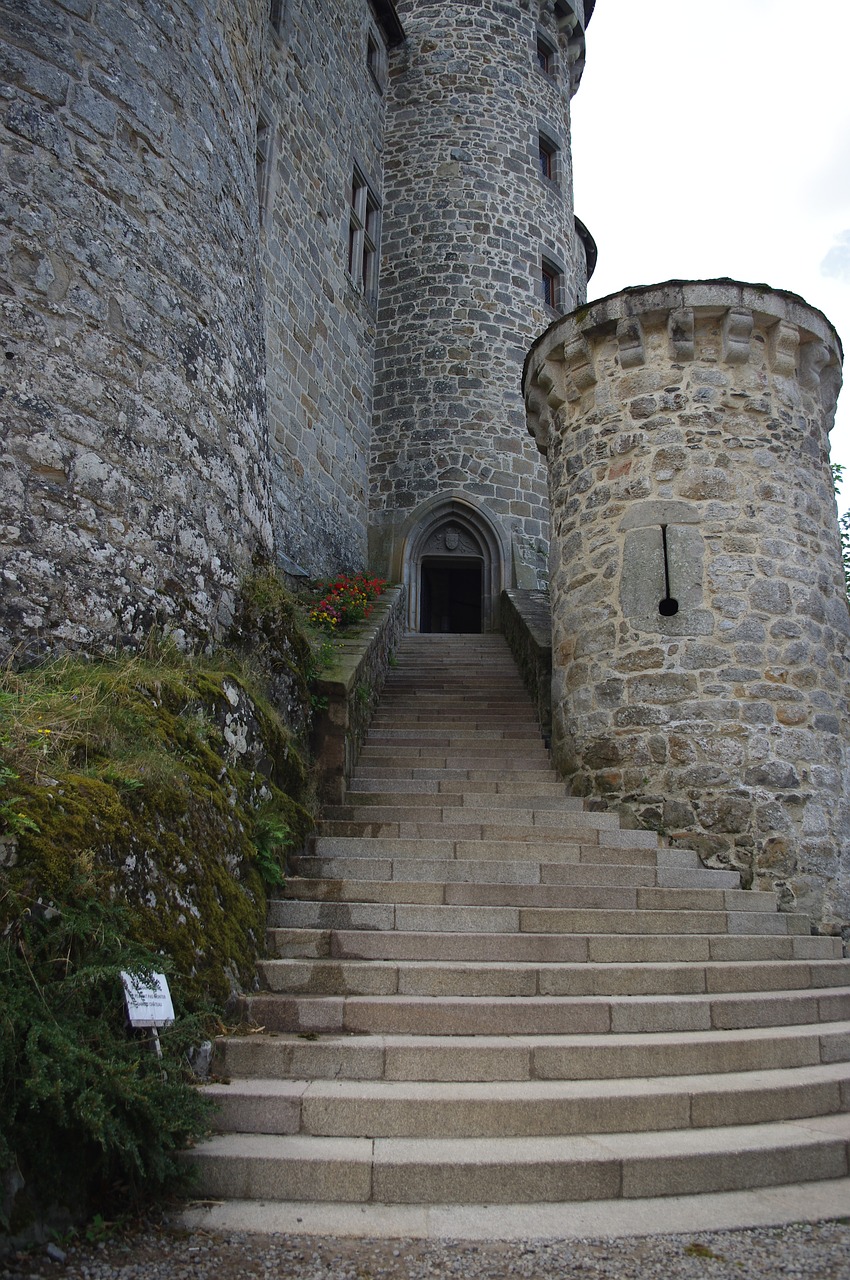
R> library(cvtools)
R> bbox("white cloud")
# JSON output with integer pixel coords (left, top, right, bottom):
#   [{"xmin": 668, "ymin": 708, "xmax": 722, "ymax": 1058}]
[{"xmin": 822, "ymin": 231, "xmax": 850, "ymax": 284}]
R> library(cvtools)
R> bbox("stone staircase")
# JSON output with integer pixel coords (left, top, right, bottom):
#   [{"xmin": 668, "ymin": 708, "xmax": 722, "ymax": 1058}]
[{"xmin": 186, "ymin": 633, "xmax": 850, "ymax": 1235}]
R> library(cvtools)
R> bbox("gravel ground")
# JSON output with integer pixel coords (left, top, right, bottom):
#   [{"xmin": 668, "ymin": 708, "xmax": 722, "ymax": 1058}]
[{"xmin": 2, "ymin": 1219, "xmax": 850, "ymax": 1280}]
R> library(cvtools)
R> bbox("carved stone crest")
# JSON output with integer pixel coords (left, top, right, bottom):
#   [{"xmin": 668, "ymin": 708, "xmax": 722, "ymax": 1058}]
[{"xmin": 422, "ymin": 523, "xmax": 478, "ymax": 557}]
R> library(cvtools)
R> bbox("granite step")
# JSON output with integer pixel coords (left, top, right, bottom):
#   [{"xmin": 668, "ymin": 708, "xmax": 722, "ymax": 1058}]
[
  {"xmin": 290, "ymin": 854, "xmax": 742, "ymax": 890},
  {"xmin": 204, "ymin": 1063, "xmax": 850, "ymax": 1139},
  {"xmin": 213, "ymin": 1022, "xmax": 850, "ymax": 1083},
  {"xmin": 256, "ymin": 957, "xmax": 850, "ymax": 999},
  {"xmin": 342, "ymin": 791, "xmax": 588, "ymax": 811},
  {"xmin": 268, "ymin": 899, "xmax": 811, "ymax": 937},
  {"xmin": 266, "ymin": 928, "xmax": 843, "ymax": 964},
  {"xmin": 280, "ymin": 878, "xmax": 774, "ymax": 914},
  {"xmin": 309, "ymin": 835, "xmax": 684, "ymax": 865},
  {"xmin": 187, "ymin": 1114, "xmax": 850, "ymax": 1204},
  {"xmin": 239, "ymin": 986, "xmax": 850, "ymax": 1037}
]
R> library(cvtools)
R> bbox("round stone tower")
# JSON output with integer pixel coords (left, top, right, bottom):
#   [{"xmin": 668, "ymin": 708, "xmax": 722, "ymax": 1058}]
[
  {"xmin": 524, "ymin": 280, "xmax": 849, "ymax": 934},
  {"xmin": 0, "ymin": 0, "xmax": 272, "ymax": 659},
  {"xmin": 370, "ymin": 0, "xmax": 594, "ymax": 631}
]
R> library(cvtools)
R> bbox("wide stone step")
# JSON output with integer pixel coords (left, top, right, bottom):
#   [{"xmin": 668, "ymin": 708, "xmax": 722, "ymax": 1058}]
[
  {"xmin": 268, "ymin": 899, "xmax": 810, "ymax": 937},
  {"xmin": 266, "ymin": 927, "xmax": 843, "ymax": 964},
  {"xmin": 367, "ymin": 724, "xmax": 543, "ymax": 735},
  {"xmin": 281, "ymin": 878, "xmax": 773, "ymax": 914},
  {"xmin": 343, "ymin": 791, "xmax": 587, "ymax": 811},
  {"xmin": 324, "ymin": 804, "xmax": 621, "ymax": 825},
  {"xmin": 187, "ymin": 1114, "xmax": 850, "ymax": 1204},
  {"xmin": 257, "ymin": 957, "xmax": 850, "ymax": 999},
  {"xmin": 363, "ymin": 737, "xmax": 547, "ymax": 747},
  {"xmin": 310, "ymin": 834, "xmax": 676, "ymax": 866},
  {"xmin": 353, "ymin": 767, "xmax": 564, "ymax": 783},
  {"xmin": 204, "ymin": 1064, "xmax": 850, "ymax": 1139},
  {"xmin": 213, "ymin": 1022, "xmax": 850, "ymax": 1083},
  {"xmin": 239, "ymin": 986, "xmax": 850, "ymax": 1036},
  {"xmin": 320, "ymin": 811, "xmax": 626, "ymax": 836},
  {"xmin": 356, "ymin": 754, "xmax": 557, "ymax": 772},
  {"xmin": 347, "ymin": 779, "xmax": 575, "ymax": 797},
  {"xmin": 291, "ymin": 854, "xmax": 742, "ymax": 890}
]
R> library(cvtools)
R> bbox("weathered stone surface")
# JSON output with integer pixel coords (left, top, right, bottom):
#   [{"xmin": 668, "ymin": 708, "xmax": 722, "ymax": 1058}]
[
  {"xmin": 0, "ymin": 0, "xmax": 273, "ymax": 658},
  {"xmin": 526, "ymin": 282, "xmax": 849, "ymax": 935},
  {"xmin": 261, "ymin": 0, "xmax": 398, "ymax": 576}
]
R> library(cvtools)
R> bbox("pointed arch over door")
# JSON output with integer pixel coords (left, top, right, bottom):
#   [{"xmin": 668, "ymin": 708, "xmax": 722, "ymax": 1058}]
[{"xmin": 402, "ymin": 495, "xmax": 509, "ymax": 633}]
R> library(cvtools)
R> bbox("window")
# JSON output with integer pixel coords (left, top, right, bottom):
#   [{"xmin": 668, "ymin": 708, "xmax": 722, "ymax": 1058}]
[
  {"xmin": 256, "ymin": 113, "xmax": 272, "ymax": 226},
  {"xmin": 269, "ymin": 0, "xmax": 284, "ymax": 33},
  {"xmin": 348, "ymin": 166, "xmax": 380, "ymax": 298},
  {"xmin": 538, "ymin": 134, "xmax": 557, "ymax": 182},
  {"xmin": 367, "ymin": 32, "xmax": 387, "ymax": 91},
  {"xmin": 541, "ymin": 258, "xmax": 561, "ymax": 310},
  {"xmin": 536, "ymin": 35, "xmax": 554, "ymax": 75}
]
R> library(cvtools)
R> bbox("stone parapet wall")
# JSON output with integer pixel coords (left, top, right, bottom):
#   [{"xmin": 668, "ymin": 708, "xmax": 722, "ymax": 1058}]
[
  {"xmin": 525, "ymin": 280, "xmax": 849, "ymax": 935},
  {"xmin": 310, "ymin": 585, "xmax": 406, "ymax": 804},
  {"xmin": 370, "ymin": 0, "xmax": 587, "ymax": 587},
  {"xmin": 0, "ymin": 0, "xmax": 271, "ymax": 659},
  {"xmin": 501, "ymin": 588, "xmax": 553, "ymax": 741}
]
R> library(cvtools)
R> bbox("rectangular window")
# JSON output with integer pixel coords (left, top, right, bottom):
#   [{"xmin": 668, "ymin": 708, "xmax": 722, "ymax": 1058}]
[
  {"xmin": 367, "ymin": 32, "xmax": 387, "ymax": 91},
  {"xmin": 541, "ymin": 260, "xmax": 560, "ymax": 309},
  {"xmin": 536, "ymin": 36, "xmax": 554, "ymax": 75},
  {"xmin": 269, "ymin": 0, "xmax": 284, "ymax": 33},
  {"xmin": 539, "ymin": 135, "xmax": 557, "ymax": 182},
  {"xmin": 348, "ymin": 166, "xmax": 380, "ymax": 298}
]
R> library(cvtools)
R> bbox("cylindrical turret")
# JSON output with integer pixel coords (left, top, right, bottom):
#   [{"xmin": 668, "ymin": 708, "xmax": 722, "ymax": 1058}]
[
  {"xmin": 525, "ymin": 280, "xmax": 848, "ymax": 932},
  {"xmin": 370, "ymin": 0, "xmax": 593, "ymax": 626},
  {"xmin": 0, "ymin": 0, "xmax": 272, "ymax": 659}
]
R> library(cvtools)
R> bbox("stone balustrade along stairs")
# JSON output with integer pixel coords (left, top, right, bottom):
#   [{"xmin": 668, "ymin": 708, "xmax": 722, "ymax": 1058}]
[{"xmin": 185, "ymin": 633, "xmax": 850, "ymax": 1237}]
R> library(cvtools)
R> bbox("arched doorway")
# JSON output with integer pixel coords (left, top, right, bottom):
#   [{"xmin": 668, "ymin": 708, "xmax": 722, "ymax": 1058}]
[{"xmin": 402, "ymin": 497, "xmax": 508, "ymax": 633}]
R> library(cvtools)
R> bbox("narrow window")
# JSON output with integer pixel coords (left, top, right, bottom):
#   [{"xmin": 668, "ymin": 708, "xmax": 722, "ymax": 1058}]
[
  {"xmin": 256, "ymin": 113, "xmax": 272, "ymax": 226},
  {"xmin": 269, "ymin": 0, "xmax": 284, "ymax": 33},
  {"xmin": 538, "ymin": 134, "xmax": 557, "ymax": 182},
  {"xmin": 348, "ymin": 166, "xmax": 381, "ymax": 298},
  {"xmin": 541, "ymin": 259, "xmax": 560, "ymax": 310},
  {"xmin": 536, "ymin": 35, "xmax": 554, "ymax": 75},
  {"xmin": 366, "ymin": 28, "xmax": 388, "ymax": 92}
]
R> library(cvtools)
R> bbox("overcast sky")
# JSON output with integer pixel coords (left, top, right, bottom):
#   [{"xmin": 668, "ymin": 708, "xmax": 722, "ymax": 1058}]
[{"xmin": 571, "ymin": 0, "xmax": 850, "ymax": 504}]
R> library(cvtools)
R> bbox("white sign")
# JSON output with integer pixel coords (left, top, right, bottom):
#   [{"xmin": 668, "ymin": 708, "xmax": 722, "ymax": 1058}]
[{"xmin": 121, "ymin": 971, "xmax": 175, "ymax": 1028}]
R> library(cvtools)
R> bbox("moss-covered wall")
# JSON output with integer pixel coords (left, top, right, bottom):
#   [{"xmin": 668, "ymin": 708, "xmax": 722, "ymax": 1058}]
[{"xmin": 0, "ymin": 573, "xmax": 318, "ymax": 1008}]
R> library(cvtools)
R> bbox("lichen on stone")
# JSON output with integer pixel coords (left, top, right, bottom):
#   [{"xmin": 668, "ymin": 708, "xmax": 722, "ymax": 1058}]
[{"xmin": 0, "ymin": 605, "xmax": 316, "ymax": 1008}]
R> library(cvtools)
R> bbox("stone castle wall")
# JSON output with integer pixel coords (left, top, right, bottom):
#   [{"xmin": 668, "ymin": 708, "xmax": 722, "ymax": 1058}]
[
  {"xmin": 260, "ymin": 0, "xmax": 400, "ymax": 577},
  {"xmin": 525, "ymin": 281, "xmax": 849, "ymax": 932},
  {"xmin": 369, "ymin": 0, "xmax": 589, "ymax": 586},
  {"xmin": 0, "ymin": 0, "xmax": 272, "ymax": 658}
]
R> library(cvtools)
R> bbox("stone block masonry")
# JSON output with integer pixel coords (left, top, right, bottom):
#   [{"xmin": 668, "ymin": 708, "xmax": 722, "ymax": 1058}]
[
  {"xmin": 524, "ymin": 280, "xmax": 849, "ymax": 937},
  {"xmin": 260, "ymin": 0, "xmax": 401, "ymax": 577},
  {"xmin": 370, "ymin": 0, "xmax": 590, "ymax": 589},
  {"xmin": 0, "ymin": 0, "xmax": 273, "ymax": 659}
]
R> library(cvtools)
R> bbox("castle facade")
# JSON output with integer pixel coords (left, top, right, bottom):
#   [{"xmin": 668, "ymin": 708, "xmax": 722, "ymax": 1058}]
[{"xmin": 1, "ymin": 0, "xmax": 848, "ymax": 936}]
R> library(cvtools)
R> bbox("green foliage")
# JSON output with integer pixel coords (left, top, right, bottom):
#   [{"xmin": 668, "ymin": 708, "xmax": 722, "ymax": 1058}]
[
  {"xmin": 831, "ymin": 463, "xmax": 850, "ymax": 601},
  {"xmin": 0, "ymin": 873, "xmax": 212, "ymax": 1229},
  {"xmin": 252, "ymin": 807, "xmax": 295, "ymax": 887}
]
